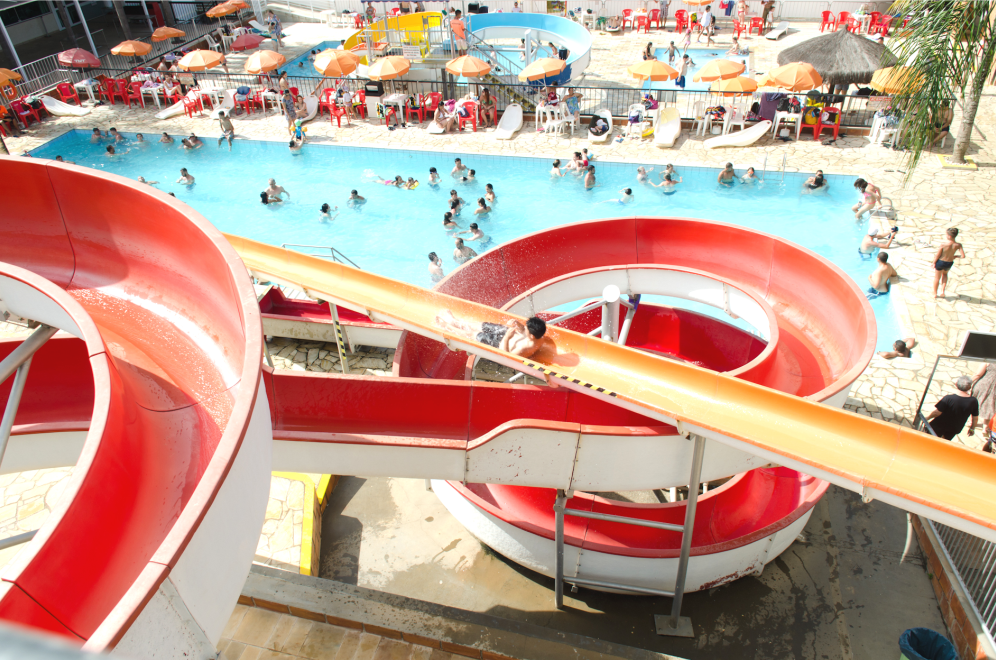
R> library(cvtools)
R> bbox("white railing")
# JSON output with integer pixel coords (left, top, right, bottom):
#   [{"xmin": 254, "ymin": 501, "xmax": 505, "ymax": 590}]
[{"xmin": 927, "ymin": 519, "xmax": 996, "ymax": 647}]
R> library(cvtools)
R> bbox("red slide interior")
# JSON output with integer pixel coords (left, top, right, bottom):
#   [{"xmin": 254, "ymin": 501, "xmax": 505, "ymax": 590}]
[
  {"xmin": 260, "ymin": 287, "xmax": 388, "ymax": 326},
  {"xmin": 0, "ymin": 158, "xmax": 260, "ymax": 645}
]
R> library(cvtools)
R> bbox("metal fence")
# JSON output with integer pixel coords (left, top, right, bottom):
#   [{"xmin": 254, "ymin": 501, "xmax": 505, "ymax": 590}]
[{"xmin": 927, "ymin": 519, "xmax": 996, "ymax": 646}]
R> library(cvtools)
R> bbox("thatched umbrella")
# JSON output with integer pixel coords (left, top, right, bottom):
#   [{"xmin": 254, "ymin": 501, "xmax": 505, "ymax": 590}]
[{"xmin": 776, "ymin": 28, "xmax": 898, "ymax": 90}]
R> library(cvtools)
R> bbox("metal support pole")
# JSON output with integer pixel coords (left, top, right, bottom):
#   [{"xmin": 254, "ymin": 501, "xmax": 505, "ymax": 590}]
[
  {"xmin": 0, "ymin": 358, "xmax": 33, "ymax": 470},
  {"xmin": 0, "ymin": 325, "xmax": 57, "ymax": 384},
  {"xmin": 0, "ymin": 530, "xmax": 36, "ymax": 552},
  {"xmin": 330, "ymin": 304, "xmax": 350, "ymax": 375},
  {"xmin": 601, "ymin": 285, "xmax": 620, "ymax": 343},
  {"xmin": 655, "ymin": 434, "xmax": 705, "ymax": 638},
  {"xmin": 780, "ymin": 153, "xmax": 787, "ymax": 181},
  {"xmin": 73, "ymin": 0, "xmax": 99, "ymax": 57},
  {"xmin": 263, "ymin": 343, "xmax": 275, "ymax": 368},
  {"xmin": 0, "ymin": 14, "xmax": 23, "ymax": 68},
  {"xmin": 554, "ymin": 489, "xmax": 567, "ymax": 610},
  {"xmin": 139, "ymin": 0, "xmax": 154, "ymax": 31},
  {"xmin": 617, "ymin": 294, "xmax": 640, "ymax": 346},
  {"xmin": 761, "ymin": 154, "xmax": 767, "ymax": 180}
]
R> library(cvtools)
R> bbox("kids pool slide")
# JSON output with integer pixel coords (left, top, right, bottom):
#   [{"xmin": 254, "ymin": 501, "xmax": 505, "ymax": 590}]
[
  {"xmin": 228, "ymin": 226, "xmax": 995, "ymax": 541},
  {"xmin": 654, "ymin": 106, "xmax": 681, "ymax": 148},
  {"xmin": 0, "ymin": 157, "xmax": 271, "ymax": 656},
  {"xmin": 703, "ymin": 119, "xmax": 773, "ymax": 148},
  {"xmin": 494, "ymin": 103, "xmax": 523, "ymax": 140}
]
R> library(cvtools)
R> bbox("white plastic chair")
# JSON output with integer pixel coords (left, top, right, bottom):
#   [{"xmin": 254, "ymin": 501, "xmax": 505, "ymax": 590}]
[
  {"xmin": 692, "ymin": 101, "xmax": 710, "ymax": 136},
  {"xmin": 543, "ymin": 105, "xmax": 568, "ymax": 135},
  {"xmin": 723, "ymin": 106, "xmax": 745, "ymax": 134},
  {"xmin": 217, "ymin": 28, "xmax": 235, "ymax": 52},
  {"xmin": 204, "ymin": 34, "xmax": 222, "ymax": 52}
]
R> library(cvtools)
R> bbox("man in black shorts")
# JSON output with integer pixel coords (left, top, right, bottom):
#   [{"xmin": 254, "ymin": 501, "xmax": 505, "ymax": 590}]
[
  {"xmin": 435, "ymin": 311, "xmax": 547, "ymax": 358},
  {"xmin": 925, "ymin": 376, "xmax": 979, "ymax": 440}
]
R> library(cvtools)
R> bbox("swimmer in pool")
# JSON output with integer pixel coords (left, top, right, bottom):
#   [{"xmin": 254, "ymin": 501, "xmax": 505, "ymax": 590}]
[
  {"xmin": 453, "ymin": 238, "xmax": 478, "ymax": 264},
  {"xmin": 485, "ymin": 184, "xmax": 496, "ymax": 203},
  {"xmin": 452, "ymin": 158, "xmax": 468, "ymax": 177},
  {"xmin": 600, "ymin": 188, "xmax": 634, "ymax": 204},
  {"xmin": 54, "ymin": 156, "xmax": 75, "ymax": 164},
  {"xmin": 473, "ymin": 198, "xmax": 491, "ymax": 215},
  {"xmin": 802, "ymin": 170, "xmax": 827, "ymax": 193},
  {"xmin": 404, "ymin": 177, "xmax": 419, "ymax": 189},
  {"xmin": 460, "ymin": 169, "xmax": 476, "ymax": 183},
  {"xmin": 136, "ymin": 176, "xmax": 160, "ymax": 185},
  {"xmin": 266, "ymin": 178, "xmax": 290, "ymax": 200},
  {"xmin": 160, "ymin": 132, "xmax": 174, "ymax": 144},
  {"xmin": 428, "ymin": 252, "xmax": 445, "ymax": 282},
  {"xmin": 434, "ymin": 310, "xmax": 547, "ymax": 358},
  {"xmin": 177, "ymin": 168, "xmax": 195, "ymax": 185},
  {"xmin": 652, "ymin": 173, "xmax": 682, "ymax": 193},
  {"xmin": 637, "ymin": 166, "xmax": 654, "ymax": 183},
  {"xmin": 551, "ymin": 159, "xmax": 565, "ymax": 177},
  {"xmin": 858, "ymin": 227, "xmax": 897, "ymax": 259},
  {"xmin": 717, "ymin": 162, "xmax": 737, "ymax": 186},
  {"xmin": 188, "ymin": 133, "xmax": 203, "ymax": 148},
  {"xmin": 740, "ymin": 167, "xmax": 758, "ymax": 183},
  {"xmin": 661, "ymin": 164, "xmax": 678, "ymax": 181},
  {"xmin": 90, "ymin": 128, "xmax": 105, "ymax": 143},
  {"xmin": 348, "ymin": 190, "xmax": 366, "ymax": 205},
  {"xmin": 584, "ymin": 165, "xmax": 597, "ymax": 190},
  {"xmin": 456, "ymin": 222, "xmax": 491, "ymax": 246},
  {"xmin": 320, "ymin": 203, "xmax": 339, "ymax": 220},
  {"xmin": 109, "ymin": 128, "xmax": 125, "ymax": 143},
  {"xmin": 429, "ymin": 167, "xmax": 441, "ymax": 185},
  {"xmin": 376, "ymin": 175, "xmax": 405, "ymax": 187},
  {"xmin": 135, "ymin": 133, "xmax": 145, "ymax": 143},
  {"xmin": 449, "ymin": 190, "xmax": 466, "ymax": 210},
  {"xmin": 867, "ymin": 252, "xmax": 897, "ymax": 299},
  {"xmin": 443, "ymin": 212, "xmax": 461, "ymax": 232},
  {"xmin": 288, "ymin": 136, "xmax": 304, "ymax": 152}
]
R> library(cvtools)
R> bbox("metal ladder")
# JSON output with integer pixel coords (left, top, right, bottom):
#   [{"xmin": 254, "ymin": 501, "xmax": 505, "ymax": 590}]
[
  {"xmin": 281, "ymin": 243, "xmax": 360, "ymax": 268},
  {"xmin": 553, "ymin": 432, "xmax": 706, "ymax": 638}
]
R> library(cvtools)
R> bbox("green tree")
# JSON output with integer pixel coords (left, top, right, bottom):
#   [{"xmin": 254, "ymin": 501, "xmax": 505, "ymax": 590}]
[{"xmin": 888, "ymin": 0, "xmax": 995, "ymax": 175}]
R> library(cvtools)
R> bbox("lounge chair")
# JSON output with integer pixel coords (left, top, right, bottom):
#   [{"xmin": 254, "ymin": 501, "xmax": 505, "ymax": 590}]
[
  {"xmin": 765, "ymin": 21, "xmax": 790, "ymax": 40},
  {"xmin": 494, "ymin": 103, "xmax": 523, "ymax": 140},
  {"xmin": 588, "ymin": 109, "xmax": 613, "ymax": 143},
  {"xmin": 654, "ymin": 107, "xmax": 681, "ymax": 148}
]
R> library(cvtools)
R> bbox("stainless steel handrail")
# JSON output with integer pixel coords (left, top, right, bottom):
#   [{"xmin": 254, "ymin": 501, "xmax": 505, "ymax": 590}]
[{"xmin": 281, "ymin": 243, "xmax": 360, "ymax": 269}]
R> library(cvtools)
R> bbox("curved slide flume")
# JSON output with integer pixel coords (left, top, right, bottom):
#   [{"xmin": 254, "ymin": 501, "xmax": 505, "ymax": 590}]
[
  {"xmin": 227, "ymin": 222, "xmax": 995, "ymax": 540},
  {"xmin": 0, "ymin": 157, "xmax": 271, "ymax": 654}
]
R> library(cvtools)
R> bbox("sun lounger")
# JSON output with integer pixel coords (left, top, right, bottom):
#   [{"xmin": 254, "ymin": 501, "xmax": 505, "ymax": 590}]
[
  {"xmin": 703, "ymin": 120, "xmax": 772, "ymax": 148},
  {"xmin": 765, "ymin": 21, "xmax": 790, "ymax": 40},
  {"xmin": 654, "ymin": 107, "xmax": 681, "ymax": 148},
  {"xmin": 495, "ymin": 103, "xmax": 523, "ymax": 140},
  {"xmin": 588, "ymin": 109, "xmax": 613, "ymax": 143}
]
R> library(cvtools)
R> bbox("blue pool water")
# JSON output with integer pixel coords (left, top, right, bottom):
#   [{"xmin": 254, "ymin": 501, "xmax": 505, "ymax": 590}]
[
  {"xmin": 644, "ymin": 47, "xmax": 750, "ymax": 92},
  {"xmin": 31, "ymin": 130, "xmax": 902, "ymax": 350},
  {"xmin": 276, "ymin": 41, "xmax": 342, "ymax": 77}
]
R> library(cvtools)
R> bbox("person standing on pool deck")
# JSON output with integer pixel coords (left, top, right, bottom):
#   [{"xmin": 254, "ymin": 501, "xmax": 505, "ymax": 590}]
[
  {"xmin": 761, "ymin": 0, "xmax": 775, "ymax": 30},
  {"xmin": 676, "ymin": 55, "xmax": 691, "ymax": 89},
  {"xmin": 453, "ymin": 238, "xmax": 477, "ymax": 264},
  {"xmin": 435, "ymin": 310, "xmax": 547, "ymax": 358},
  {"xmin": 451, "ymin": 10, "xmax": 467, "ymax": 56},
  {"xmin": 428, "ymin": 252, "xmax": 445, "ymax": 282},
  {"xmin": 925, "ymin": 376, "xmax": 979, "ymax": 441},
  {"xmin": 697, "ymin": 6, "xmax": 714, "ymax": 45},
  {"xmin": 266, "ymin": 178, "xmax": 290, "ymax": 201},
  {"xmin": 718, "ymin": 163, "xmax": 737, "ymax": 186},
  {"xmin": 281, "ymin": 91, "xmax": 296, "ymax": 130},
  {"xmin": 932, "ymin": 228, "xmax": 965, "ymax": 298},
  {"xmin": 867, "ymin": 252, "xmax": 897, "ymax": 299}
]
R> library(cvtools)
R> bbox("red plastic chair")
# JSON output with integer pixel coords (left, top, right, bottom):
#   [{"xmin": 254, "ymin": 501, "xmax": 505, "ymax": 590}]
[
  {"xmin": 162, "ymin": 85, "xmax": 182, "ymax": 106},
  {"xmin": 98, "ymin": 79, "xmax": 115, "ymax": 105},
  {"xmin": 731, "ymin": 19, "xmax": 744, "ymax": 39},
  {"xmin": 819, "ymin": 10, "xmax": 834, "ymax": 31},
  {"xmin": 10, "ymin": 100, "xmax": 41, "ymax": 127},
  {"xmin": 182, "ymin": 96, "xmax": 202, "ymax": 118},
  {"xmin": 330, "ymin": 102, "xmax": 349, "ymax": 126},
  {"xmin": 811, "ymin": 106, "xmax": 841, "ymax": 140},
  {"xmin": 458, "ymin": 101, "xmax": 478, "ymax": 132},
  {"xmin": 353, "ymin": 13, "xmax": 364, "ymax": 28},
  {"xmin": 111, "ymin": 80, "xmax": 129, "ymax": 105},
  {"xmin": 318, "ymin": 88, "xmax": 336, "ymax": 116},
  {"xmin": 836, "ymin": 11, "xmax": 851, "ymax": 30},
  {"xmin": 354, "ymin": 90, "xmax": 367, "ymax": 118},
  {"xmin": 648, "ymin": 8, "xmax": 661, "ymax": 29},
  {"xmin": 674, "ymin": 9, "xmax": 688, "ymax": 31},
  {"xmin": 866, "ymin": 11, "xmax": 881, "ymax": 33},
  {"xmin": 749, "ymin": 16, "xmax": 763, "ymax": 35},
  {"xmin": 56, "ymin": 82, "xmax": 81, "ymax": 105},
  {"xmin": 423, "ymin": 91, "xmax": 442, "ymax": 116},
  {"xmin": 405, "ymin": 94, "xmax": 425, "ymax": 123},
  {"xmin": 125, "ymin": 82, "xmax": 145, "ymax": 108},
  {"xmin": 621, "ymin": 8, "xmax": 633, "ymax": 30},
  {"xmin": 289, "ymin": 86, "xmax": 299, "ymax": 97},
  {"xmin": 234, "ymin": 92, "xmax": 255, "ymax": 115},
  {"xmin": 876, "ymin": 15, "xmax": 894, "ymax": 36},
  {"xmin": 635, "ymin": 15, "xmax": 649, "ymax": 33}
]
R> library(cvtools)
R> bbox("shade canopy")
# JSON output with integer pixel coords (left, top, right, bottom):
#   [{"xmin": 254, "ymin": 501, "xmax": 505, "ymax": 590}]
[
  {"xmin": 517, "ymin": 57, "xmax": 566, "ymax": 81},
  {"xmin": 0, "ymin": 71, "xmax": 17, "ymax": 88},
  {"xmin": 151, "ymin": 26, "xmax": 185, "ymax": 42},
  {"xmin": 710, "ymin": 75, "xmax": 758, "ymax": 96},
  {"xmin": 627, "ymin": 59, "xmax": 678, "ymax": 81},
  {"xmin": 0, "ymin": 68, "xmax": 21, "ymax": 81},
  {"xmin": 178, "ymin": 49, "xmax": 225, "ymax": 71},
  {"xmin": 758, "ymin": 62, "xmax": 823, "ymax": 91},
  {"xmin": 776, "ymin": 28, "xmax": 898, "ymax": 88},
  {"xmin": 446, "ymin": 55, "xmax": 491, "ymax": 78},
  {"xmin": 244, "ymin": 50, "xmax": 286, "ymax": 73},
  {"xmin": 692, "ymin": 58, "xmax": 746, "ymax": 82},
  {"xmin": 870, "ymin": 66, "xmax": 922, "ymax": 94},
  {"xmin": 314, "ymin": 49, "xmax": 360, "ymax": 77},
  {"xmin": 367, "ymin": 55, "xmax": 411, "ymax": 80},
  {"xmin": 231, "ymin": 33, "xmax": 266, "ymax": 51},
  {"xmin": 111, "ymin": 40, "xmax": 152, "ymax": 57},
  {"xmin": 206, "ymin": 2, "xmax": 239, "ymax": 17},
  {"xmin": 57, "ymin": 48, "xmax": 100, "ymax": 68}
]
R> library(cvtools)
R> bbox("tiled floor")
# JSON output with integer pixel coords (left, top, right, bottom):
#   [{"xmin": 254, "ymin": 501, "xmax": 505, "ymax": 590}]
[{"xmin": 218, "ymin": 606, "xmax": 460, "ymax": 660}]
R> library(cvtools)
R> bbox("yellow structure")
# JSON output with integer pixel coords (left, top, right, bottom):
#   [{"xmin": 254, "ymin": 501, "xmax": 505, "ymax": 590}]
[{"xmin": 343, "ymin": 11, "xmax": 444, "ymax": 63}]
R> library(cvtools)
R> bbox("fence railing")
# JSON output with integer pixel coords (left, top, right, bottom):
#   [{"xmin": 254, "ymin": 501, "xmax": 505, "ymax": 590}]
[{"xmin": 927, "ymin": 519, "xmax": 996, "ymax": 647}]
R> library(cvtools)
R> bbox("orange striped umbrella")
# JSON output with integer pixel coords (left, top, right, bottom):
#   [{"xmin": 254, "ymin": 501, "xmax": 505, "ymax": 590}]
[
  {"xmin": 870, "ymin": 66, "xmax": 921, "ymax": 94},
  {"xmin": 710, "ymin": 75, "xmax": 758, "ymax": 96},
  {"xmin": 517, "ymin": 57, "xmax": 565, "ymax": 81},
  {"xmin": 314, "ymin": 49, "xmax": 360, "ymax": 77},
  {"xmin": 111, "ymin": 40, "xmax": 152, "ymax": 57},
  {"xmin": 627, "ymin": 59, "xmax": 678, "ymax": 81},
  {"xmin": 367, "ymin": 55, "xmax": 411, "ymax": 80},
  {"xmin": 693, "ymin": 58, "xmax": 746, "ymax": 82},
  {"xmin": 178, "ymin": 49, "xmax": 225, "ymax": 71},
  {"xmin": 757, "ymin": 62, "xmax": 822, "ymax": 91},
  {"xmin": 446, "ymin": 55, "xmax": 491, "ymax": 78},
  {"xmin": 244, "ymin": 50, "xmax": 287, "ymax": 74},
  {"xmin": 151, "ymin": 26, "xmax": 185, "ymax": 42}
]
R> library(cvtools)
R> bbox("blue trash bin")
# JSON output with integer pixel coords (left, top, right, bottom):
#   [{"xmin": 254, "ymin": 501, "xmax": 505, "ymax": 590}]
[{"xmin": 899, "ymin": 628, "xmax": 959, "ymax": 660}]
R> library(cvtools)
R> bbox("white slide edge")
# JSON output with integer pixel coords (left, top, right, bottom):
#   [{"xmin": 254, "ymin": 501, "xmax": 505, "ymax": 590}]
[{"xmin": 703, "ymin": 120, "xmax": 772, "ymax": 149}]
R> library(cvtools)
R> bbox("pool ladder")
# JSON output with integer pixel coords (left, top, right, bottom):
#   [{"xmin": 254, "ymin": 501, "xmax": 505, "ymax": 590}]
[
  {"xmin": 759, "ymin": 155, "xmax": 787, "ymax": 182},
  {"xmin": 281, "ymin": 243, "xmax": 360, "ymax": 269}
]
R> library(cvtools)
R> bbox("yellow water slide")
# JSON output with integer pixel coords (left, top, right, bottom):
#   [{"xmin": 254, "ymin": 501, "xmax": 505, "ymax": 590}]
[
  {"xmin": 343, "ymin": 11, "xmax": 444, "ymax": 63},
  {"xmin": 226, "ymin": 234, "xmax": 996, "ymax": 541}
]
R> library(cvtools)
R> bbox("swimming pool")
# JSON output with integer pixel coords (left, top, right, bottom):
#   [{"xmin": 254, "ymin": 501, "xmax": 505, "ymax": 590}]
[
  {"xmin": 644, "ymin": 47, "xmax": 750, "ymax": 92},
  {"xmin": 277, "ymin": 40, "xmax": 342, "ymax": 77},
  {"xmin": 30, "ymin": 130, "xmax": 903, "ymax": 350}
]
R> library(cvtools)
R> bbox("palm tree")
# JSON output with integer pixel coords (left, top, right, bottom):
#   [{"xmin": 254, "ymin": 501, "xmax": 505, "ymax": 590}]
[{"xmin": 887, "ymin": 0, "xmax": 995, "ymax": 175}]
